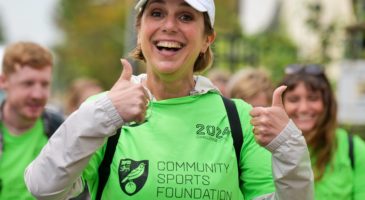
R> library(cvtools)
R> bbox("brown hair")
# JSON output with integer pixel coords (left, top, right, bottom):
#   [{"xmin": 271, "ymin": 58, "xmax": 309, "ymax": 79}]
[
  {"xmin": 2, "ymin": 41, "xmax": 53, "ymax": 75},
  {"xmin": 280, "ymin": 70, "xmax": 337, "ymax": 180},
  {"xmin": 129, "ymin": 5, "xmax": 215, "ymax": 73},
  {"xmin": 228, "ymin": 68, "xmax": 273, "ymax": 104}
]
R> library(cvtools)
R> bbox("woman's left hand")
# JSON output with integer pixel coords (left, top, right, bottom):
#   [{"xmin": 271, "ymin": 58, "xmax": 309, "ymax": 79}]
[{"xmin": 249, "ymin": 86, "xmax": 289, "ymax": 146}]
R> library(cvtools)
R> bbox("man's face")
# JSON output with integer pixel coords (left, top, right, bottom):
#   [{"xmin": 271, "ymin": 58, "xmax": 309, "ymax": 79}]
[{"xmin": 1, "ymin": 65, "xmax": 52, "ymax": 121}]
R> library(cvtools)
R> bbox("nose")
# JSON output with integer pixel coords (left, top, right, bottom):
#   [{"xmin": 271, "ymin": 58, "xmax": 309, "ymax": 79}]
[
  {"xmin": 30, "ymin": 84, "xmax": 48, "ymax": 100},
  {"xmin": 162, "ymin": 16, "xmax": 178, "ymax": 33},
  {"xmin": 297, "ymin": 99, "xmax": 309, "ymax": 113}
]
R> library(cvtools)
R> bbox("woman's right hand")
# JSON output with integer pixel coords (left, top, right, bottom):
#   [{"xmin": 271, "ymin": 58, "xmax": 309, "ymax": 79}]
[
  {"xmin": 249, "ymin": 86, "xmax": 290, "ymax": 146},
  {"xmin": 107, "ymin": 59, "xmax": 149, "ymax": 123}
]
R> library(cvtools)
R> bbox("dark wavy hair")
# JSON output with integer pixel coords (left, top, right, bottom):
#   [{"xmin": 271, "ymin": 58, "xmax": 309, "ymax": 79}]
[
  {"xmin": 279, "ymin": 65, "xmax": 337, "ymax": 180},
  {"xmin": 129, "ymin": 4, "xmax": 215, "ymax": 73}
]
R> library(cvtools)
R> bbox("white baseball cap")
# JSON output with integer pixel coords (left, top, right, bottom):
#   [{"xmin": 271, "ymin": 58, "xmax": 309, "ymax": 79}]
[{"xmin": 135, "ymin": 0, "xmax": 215, "ymax": 27}]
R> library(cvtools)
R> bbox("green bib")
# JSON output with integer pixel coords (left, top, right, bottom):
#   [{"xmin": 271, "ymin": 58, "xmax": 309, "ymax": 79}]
[{"xmin": 84, "ymin": 93, "xmax": 274, "ymax": 200}]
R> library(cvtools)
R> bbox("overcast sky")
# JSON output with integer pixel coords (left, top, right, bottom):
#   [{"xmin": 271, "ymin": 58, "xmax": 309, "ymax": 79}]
[{"xmin": 0, "ymin": 0, "xmax": 61, "ymax": 47}]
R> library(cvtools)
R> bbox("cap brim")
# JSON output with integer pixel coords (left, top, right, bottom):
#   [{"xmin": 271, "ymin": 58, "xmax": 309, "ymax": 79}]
[
  {"xmin": 134, "ymin": 0, "xmax": 214, "ymax": 26},
  {"xmin": 184, "ymin": 0, "xmax": 208, "ymax": 12},
  {"xmin": 135, "ymin": 0, "xmax": 148, "ymax": 10},
  {"xmin": 135, "ymin": 0, "xmax": 208, "ymax": 12}
]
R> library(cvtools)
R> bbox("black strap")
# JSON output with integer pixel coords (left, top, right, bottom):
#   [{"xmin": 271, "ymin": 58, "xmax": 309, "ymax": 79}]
[
  {"xmin": 96, "ymin": 130, "xmax": 121, "ymax": 200},
  {"xmin": 221, "ymin": 96, "xmax": 243, "ymax": 173},
  {"xmin": 348, "ymin": 133, "xmax": 354, "ymax": 170},
  {"xmin": 42, "ymin": 109, "xmax": 64, "ymax": 138}
]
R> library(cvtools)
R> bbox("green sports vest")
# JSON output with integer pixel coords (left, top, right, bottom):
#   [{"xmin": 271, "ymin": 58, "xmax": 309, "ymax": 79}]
[
  {"xmin": 314, "ymin": 129, "xmax": 365, "ymax": 200},
  {"xmin": 83, "ymin": 92, "xmax": 274, "ymax": 200}
]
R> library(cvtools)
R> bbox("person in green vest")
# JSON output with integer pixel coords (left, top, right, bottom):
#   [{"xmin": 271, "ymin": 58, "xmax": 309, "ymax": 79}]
[
  {"xmin": 0, "ymin": 41, "xmax": 64, "ymax": 199},
  {"xmin": 25, "ymin": 0, "xmax": 314, "ymax": 199},
  {"xmin": 280, "ymin": 64, "xmax": 365, "ymax": 200}
]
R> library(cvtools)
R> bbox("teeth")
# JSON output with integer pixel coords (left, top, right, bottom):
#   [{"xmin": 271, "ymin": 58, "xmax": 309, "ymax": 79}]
[
  {"xmin": 296, "ymin": 115, "xmax": 313, "ymax": 121},
  {"xmin": 156, "ymin": 41, "xmax": 182, "ymax": 48}
]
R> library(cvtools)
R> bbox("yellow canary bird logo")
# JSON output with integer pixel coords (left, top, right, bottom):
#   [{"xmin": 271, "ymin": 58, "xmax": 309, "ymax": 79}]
[{"xmin": 121, "ymin": 163, "xmax": 146, "ymax": 183}]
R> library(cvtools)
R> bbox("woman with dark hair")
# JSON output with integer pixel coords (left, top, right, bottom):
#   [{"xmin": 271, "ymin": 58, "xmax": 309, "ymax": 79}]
[
  {"xmin": 24, "ymin": 1, "xmax": 313, "ymax": 199},
  {"xmin": 280, "ymin": 64, "xmax": 365, "ymax": 200}
]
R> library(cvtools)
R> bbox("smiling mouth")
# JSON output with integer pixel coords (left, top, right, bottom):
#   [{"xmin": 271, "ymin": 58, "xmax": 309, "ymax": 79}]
[
  {"xmin": 155, "ymin": 41, "xmax": 183, "ymax": 52},
  {"xmin": 296, "ymin": 114, "xmax": 315, "ymax": 121}
]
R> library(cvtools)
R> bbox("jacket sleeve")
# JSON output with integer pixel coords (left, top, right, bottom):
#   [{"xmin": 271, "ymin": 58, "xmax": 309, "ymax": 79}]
[
  {"xmin": 24, "ymin": 95, "xmax": 124, "ymax": 200},
  {"xmin": 255, "ymin": 120, "xmax": 314, "ymax": 200}
]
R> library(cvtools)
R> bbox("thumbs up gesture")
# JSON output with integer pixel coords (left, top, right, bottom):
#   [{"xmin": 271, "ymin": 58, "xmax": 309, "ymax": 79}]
[
  {"xmin": 249, "ymin": 86, "xmax": 289, "ymax": 146},
  {"xmin": 107, "ymin": 59, "xmax": 149, "ymax": 123}
]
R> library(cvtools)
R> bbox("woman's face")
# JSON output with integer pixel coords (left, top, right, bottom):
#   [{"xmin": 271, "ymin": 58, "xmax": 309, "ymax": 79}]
[
  {"xmin": 139, "ymin": 0, "xmax": 214, "ymax": 78},
  {"xmin": 283, "ymin": 82, "xmax": 324, "ymax": 134}
]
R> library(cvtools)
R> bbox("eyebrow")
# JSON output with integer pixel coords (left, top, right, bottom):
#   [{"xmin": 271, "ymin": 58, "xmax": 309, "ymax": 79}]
[
  {"xmin": 149, "ymin": 0, "xmax": 164, "ymax": 5},
  {"xmin": 148, "ymin": 0, "xmax": 192, "ymax": 9}
]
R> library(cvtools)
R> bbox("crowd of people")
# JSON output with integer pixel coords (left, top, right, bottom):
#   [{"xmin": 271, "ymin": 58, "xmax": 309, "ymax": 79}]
[{"xmin": 0, "ymin": 0, "xmax": 364, "ymax": 200}]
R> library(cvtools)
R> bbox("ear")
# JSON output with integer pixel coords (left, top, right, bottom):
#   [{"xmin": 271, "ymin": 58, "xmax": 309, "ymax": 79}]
[
  {"xmin": 201, "ymin": 32, "xmax": 216, "ymax": 53},
  {"xmin": 137, "ymin": 32, "xmax": 141, "ymax": 45}
]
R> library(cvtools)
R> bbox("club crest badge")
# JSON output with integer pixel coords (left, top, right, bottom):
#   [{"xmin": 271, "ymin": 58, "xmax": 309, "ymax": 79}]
[{"xmin": 119, "ymin": 159, "xmax": 149, "ymax": 195}]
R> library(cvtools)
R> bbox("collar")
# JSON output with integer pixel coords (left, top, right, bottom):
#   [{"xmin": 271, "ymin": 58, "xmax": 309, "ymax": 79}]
[{"xmin": 131, "ymin": 74, "xmax": 221, "ymax": 101}]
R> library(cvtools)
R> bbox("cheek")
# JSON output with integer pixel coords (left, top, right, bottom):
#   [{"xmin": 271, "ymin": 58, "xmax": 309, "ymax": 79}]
[
  {"xmin": 183, "ymin": 26, "xmax": 205, "ymax": 43},
  {"xmin": 283, "ymin": 102, "xmax": 297, "ymax": 116},
  {"xmin": 313, "ymin": 101, "xmax": 324, "ymax": 113},
  {"xmin": 6, "ymin": 88, "xmax": 27, "ymax": 103}
]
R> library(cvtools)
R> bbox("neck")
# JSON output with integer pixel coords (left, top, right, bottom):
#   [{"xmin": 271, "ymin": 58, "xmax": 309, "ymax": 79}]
[
  {"xmin": 146, "ymin": 73, "xmax": 195, "ymax": 100},
  {"xmin": 2, "ymin": 103, "xmax": 36, "ymax": 135}
]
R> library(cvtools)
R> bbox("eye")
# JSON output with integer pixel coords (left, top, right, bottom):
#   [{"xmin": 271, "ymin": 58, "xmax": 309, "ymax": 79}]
[
  {"xmin": 286, "ymin": 95, "xmax": 299, "ymax": 103},
  {"xmin": 179, "ymin": 13, "xmax": 193, "ymax": 22},
  {"xmin": 41, "ymin": 81, "xmax": 50, "ymax": 88},
  {"xmin": 151, "ymin": 10, "xmax": 163, "ymax": 18},
  {"xmin": 22, "ymin": 80, "xmax": 33, "ymax": 87},
  {"xmin": 308, "ymin": 94, "xmax": 321, "ymax": 102}
]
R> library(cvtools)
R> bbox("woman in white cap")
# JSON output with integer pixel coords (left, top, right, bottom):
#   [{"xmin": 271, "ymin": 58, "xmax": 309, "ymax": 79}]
[{"xmin": 25, "ymin": 0, "xmax": 313, "ymax": 199}]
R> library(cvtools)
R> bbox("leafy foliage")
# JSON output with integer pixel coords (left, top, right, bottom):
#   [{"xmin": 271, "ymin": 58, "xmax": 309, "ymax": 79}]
[
  {"xmin": 54, "ymin": 0, "xmax": 133, "ymax": 91},
  {"xmin": 214, "ymin": 0, "xmax": 242, "ymax": 35},
  {"xmin": 213, "ymin": 30, "xmax": 298, "ymax": 84}
]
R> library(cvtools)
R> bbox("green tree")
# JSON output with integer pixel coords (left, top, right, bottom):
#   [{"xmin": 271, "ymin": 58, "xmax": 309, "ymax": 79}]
[
  {"xmin": 212, "ymin": 1, "xmax": 298, "ymax": 83},
  {"xmin": 54, "ymin": 0, "xmax": 133, "ymax": 91},
  {"xmin": 215, "ymin": 0, "xmax": 242, "ymax": 35}
]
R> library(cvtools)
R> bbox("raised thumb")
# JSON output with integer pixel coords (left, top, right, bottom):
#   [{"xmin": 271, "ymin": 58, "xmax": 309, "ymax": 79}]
[
  {"xmin": 271, "ymin": 85, "xmax": 287, "ymax": 108},
  {"xmin": 120, "ymin": 58, "xmax": 133, "ymax": 81}
]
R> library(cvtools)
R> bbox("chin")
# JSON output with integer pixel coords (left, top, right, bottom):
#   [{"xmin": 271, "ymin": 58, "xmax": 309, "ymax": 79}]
[
  {"xmin": 24, "ymin": 111, "xmax": 43, "ymax": 120},
  {"xmin": 292, "ymin": 120, "xmax": 315, "ymax": 133},
  {"xmin": 154, "ymin": 63, "xmax": 180, "ymax": 74},
  {"xmin": 297, "ymin": 124, "xmax": 315, "ymax": 133}
]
